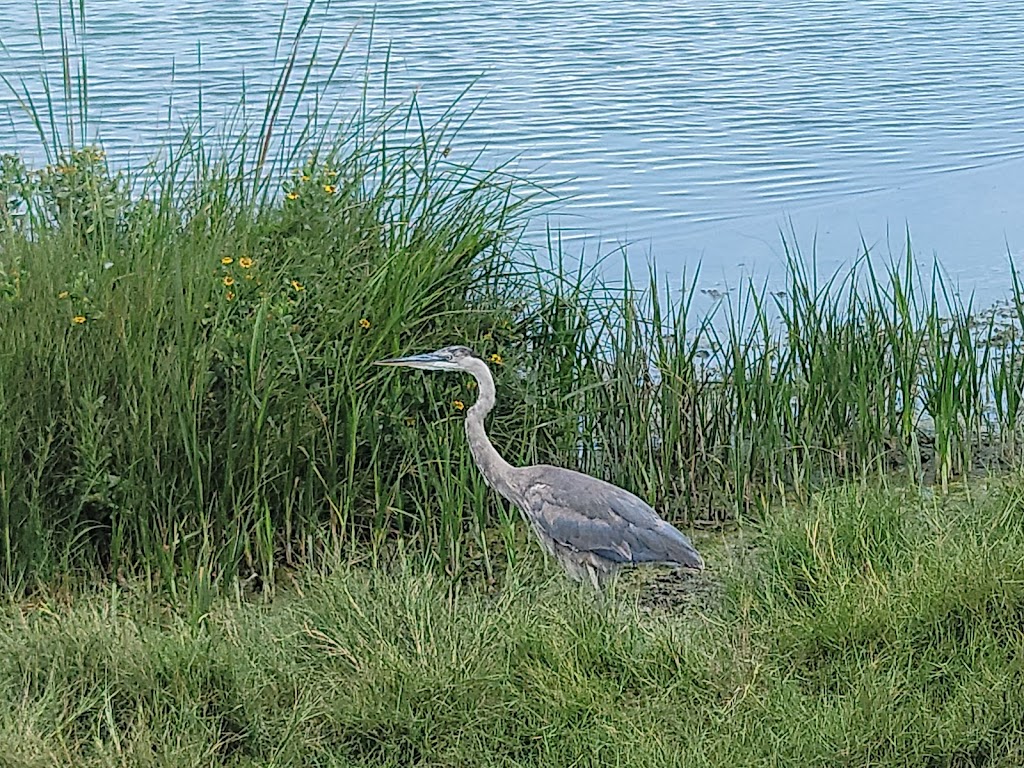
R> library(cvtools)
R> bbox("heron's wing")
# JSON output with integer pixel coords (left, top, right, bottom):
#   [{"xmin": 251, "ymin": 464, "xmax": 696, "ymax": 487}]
[{"xmin": 517, "ymin": 466, "xmax": 703, "ymax": 568}]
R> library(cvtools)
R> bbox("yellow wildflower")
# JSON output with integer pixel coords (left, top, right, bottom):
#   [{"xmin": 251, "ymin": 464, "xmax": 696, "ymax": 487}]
[
  {"xmin": 359, "ymin": 318, "xmax": 371, "ymax": 330},
  {"xmin": 323, "ymin": 184, "xmax": 337, "ymax": 194},
  {"xmin": 225, "ymin": 291, "xmax": 235, "ymax": 301},
  {"xmin": 325, "ymin": 169, "xmax": 338, "ymax": 178},
  {"xmin": 301, "ymin": 175, "xmax": 310, "ymax": 182},
  {"xmin": 452, "ymin": 400, "xmax": 465, "ymax": 411},
  {"xmin": 221, "ymin": 257, "xmax": 233, "ymax": 265},
  {"xmin": 72, "ymin": 315, "xmax": 86, "ymax": 325},
  {"xmin": 239, "ymin": 257, "xmax": 254, "ymax": 269},
  {"xmin": 290, "ymin": 280, "xmax": 305, "ymax": 292},
  {"xmin": 404, "ymin": 416, "xmax": 416, "ymax": 426},
  {"xmin": 489, "ymin": 353, "xmax": 504, "ymax": 365},
  {"xmin": 58, "ymin": 290, "xmax": 69, "ymax": 300},
  {"xmin": 223, "ymin": 276, "xmax": 235, "ymax": 287},
  {"xmin": 286, "ymin": 191, "xmax": 299, "ymax": 201}
]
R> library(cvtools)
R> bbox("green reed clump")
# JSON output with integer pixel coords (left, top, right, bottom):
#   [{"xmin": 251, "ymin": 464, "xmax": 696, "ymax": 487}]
[
  {"xmin": 0, "ymin": 88, "xmax": 543, "ymax": 592},
  {"xmin": 548, "ymin": 238, "xmax": 1024, "ymax": 523},
  {"xmin": 4, "ymin": 0, "xmax": 1024, "ymax": 593},
  {"xmin": 990, "ymin": 261, "xmax": 1024, "ymax": 455},
  {"xmin": 5, "ymin": 129, "xmax": 1024, "ymax": 591}
]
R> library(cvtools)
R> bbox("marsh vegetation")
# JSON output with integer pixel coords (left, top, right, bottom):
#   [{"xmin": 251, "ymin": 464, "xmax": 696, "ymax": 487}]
[
  {"xmin": 2, "ymin": 4, "xmax": 1024, "ymax": 763},
  {"xmin": 4, "ymin": 124, "xmax": 1024, "ymax": 592}
]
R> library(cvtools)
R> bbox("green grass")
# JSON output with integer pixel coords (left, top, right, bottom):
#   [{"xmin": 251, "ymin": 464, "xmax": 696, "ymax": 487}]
[
  {"xmin": 4, "ymin": 6, "xmax": 1024, "ymax": 761},
  {"xmin": 2, "ymin": 479, "xmax": 1023, "ymax": 767}
]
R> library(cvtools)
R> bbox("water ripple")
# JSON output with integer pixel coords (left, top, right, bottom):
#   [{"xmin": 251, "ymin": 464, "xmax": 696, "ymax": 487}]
[{"xmin": 2, "ymin": 0, "xmax": 1024, "ymax": 290}]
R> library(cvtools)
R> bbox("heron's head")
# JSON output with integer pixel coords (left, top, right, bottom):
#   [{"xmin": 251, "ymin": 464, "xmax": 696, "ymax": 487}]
[{"xmin": 374, "ymin": 345, "xmax": 479, "ymax": 372}]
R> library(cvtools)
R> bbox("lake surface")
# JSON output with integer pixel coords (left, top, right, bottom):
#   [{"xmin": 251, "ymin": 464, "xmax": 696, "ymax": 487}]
[{"xmin": 3, "ymin": 0, "xmax": 1024, "ymax": 302}]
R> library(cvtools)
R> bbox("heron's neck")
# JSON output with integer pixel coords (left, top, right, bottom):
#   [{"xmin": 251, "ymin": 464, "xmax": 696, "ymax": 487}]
[{"xmin": 464, "ymin": 359, "xmax": 518, "ymax": 500}]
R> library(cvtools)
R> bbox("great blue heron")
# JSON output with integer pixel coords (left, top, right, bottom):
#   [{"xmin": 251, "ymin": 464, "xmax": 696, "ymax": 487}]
[{"xmin": 376, "ymin": 345, "xmax": 705, "ymax": 588}]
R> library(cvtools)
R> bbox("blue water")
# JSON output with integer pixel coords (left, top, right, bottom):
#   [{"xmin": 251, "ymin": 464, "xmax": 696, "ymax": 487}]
[{"xmin": 2, "ymin": 0, "xmax": 1024, "ymax": 301}]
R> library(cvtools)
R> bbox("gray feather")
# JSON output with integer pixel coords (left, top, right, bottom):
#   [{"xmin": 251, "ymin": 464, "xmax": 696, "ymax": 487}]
[{"xmin": 517, "ymin": 465, "xmax": 704, "ymax": 570}]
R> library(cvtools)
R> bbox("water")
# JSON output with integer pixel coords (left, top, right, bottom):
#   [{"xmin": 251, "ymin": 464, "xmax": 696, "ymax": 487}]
[{"xmin": 2, "ymin": 0, "xmax": 1024, "ymax": 302}]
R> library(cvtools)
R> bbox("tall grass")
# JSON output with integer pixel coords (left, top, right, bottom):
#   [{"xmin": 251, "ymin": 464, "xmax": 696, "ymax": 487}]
[
  {"xmin": 0, "ymin": 0, "xmax": 545, "ymax": 592},
  {"xmin": 3, "ymin": 0, "xmax": 1024, "ymax": 593}
]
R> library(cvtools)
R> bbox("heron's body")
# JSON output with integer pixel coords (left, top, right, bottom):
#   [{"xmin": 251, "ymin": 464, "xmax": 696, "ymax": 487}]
[
  {"xmin": 500, "ymin": 463, "xmax": 705, "ymax": 587},
  {"xmin": 376, "ymin": 345, "xmax": 704, "ymax": 587}
]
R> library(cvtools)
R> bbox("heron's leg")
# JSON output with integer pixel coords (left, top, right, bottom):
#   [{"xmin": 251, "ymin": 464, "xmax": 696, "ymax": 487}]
[
  {"xmin": 604, "ymin": 570, "xmax": 621, "ymax": 607},
  {"xmin": 591, "ymin": 565, "xmax": 618, "ymax": 613}
]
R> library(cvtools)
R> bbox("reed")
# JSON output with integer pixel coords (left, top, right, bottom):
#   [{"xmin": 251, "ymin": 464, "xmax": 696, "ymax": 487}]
[{"xmin": 3, "ymin": 0, "xmax": 1024, "ymax": 591}]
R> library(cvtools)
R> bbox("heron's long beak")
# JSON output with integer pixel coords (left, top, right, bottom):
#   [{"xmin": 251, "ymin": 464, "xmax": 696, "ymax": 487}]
[{"xmin": 374, "ymin": 352, "xmax": 447, "ymax": 370}]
